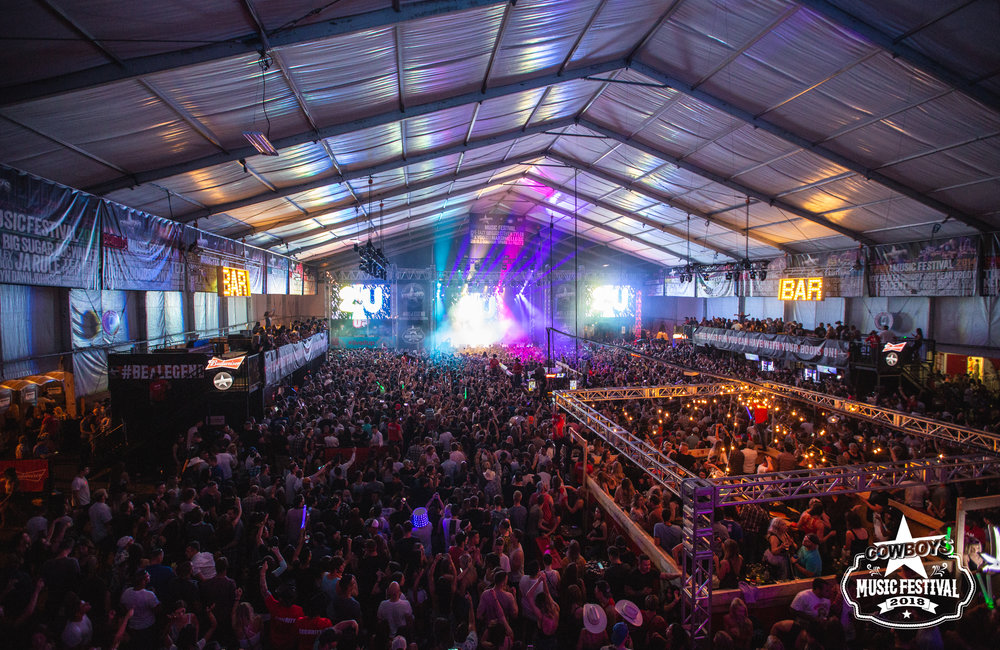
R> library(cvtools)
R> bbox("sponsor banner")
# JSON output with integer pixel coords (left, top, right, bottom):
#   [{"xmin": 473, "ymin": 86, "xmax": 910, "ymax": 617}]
[
  {"xmin": 101, "ymin": 202, "xmax": 185, "ymax": 290},
  {"xmin": 0, "ymin": 459, "xmax": 49, "ymax": 492},
  {"xmin": 266, "ymin": 253, "xmax": 288, "ymax": 294},
  {"xmin": 870, "ymin": 236, "xmax": 977, "ymax": 296},
  {"xmin": 247, "ymin": 246, "xmax": 266, "ymax": 295},
  {"xmin": 0, "ymin": 166, "xmax": 100, "ymax": 288},
  {"xmin": 334, "ymin": 335, "xmax": 390, "ymax": 349},
  {"xmin": 398, "ymin": 282, "xmax": 428, "ymax": 320},
  {"xmin": 302, "ymin": 265, "xmax": 317, "ymax": 296},
  {"xmin": 691, "ymin": 326, "xmax": 850, "ymax": 367},
  {"xmin": 985, "ymin": 233, "xmax": 1000, "ymax": 296},
  {"xmin": 696, "ymin": 271, "xmax": 734, "ymax": 298},
  {"xmin": 470, "ymin": 213, "xmax": 526, "ymax": 247},
  {"xmin": 206, "ymin": 356, "xmax": 245, "ymax": 370},
  {"xmin": 185, "ymin": 229, "xmax": 244, "ymax": 294},
  {"xmin": 843, "ymin": 517, "xmax": 974, "ymax": 629},
  {"xmin": 644, "ymin": 279, "xmax": 664, "ymax": 297},
  {"xmin": 264, "ymin": 332, "xmax": 328, "ymax": 386},
  {"xmin": 288, "ymin": 262, "xmax": 304, "ymax": 295}
]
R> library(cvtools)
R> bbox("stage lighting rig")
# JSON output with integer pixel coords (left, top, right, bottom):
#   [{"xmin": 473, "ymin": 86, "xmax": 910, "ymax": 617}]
[{"xmin": 353, "ymin": 238, "xmax": 388, "ymax": 280}]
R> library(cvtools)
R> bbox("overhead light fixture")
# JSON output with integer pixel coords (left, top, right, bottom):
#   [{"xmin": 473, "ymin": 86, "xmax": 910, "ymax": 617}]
[
  {"xmin": 244, "ymin": 51, "xmax": 279, "ymax": 156},
  {"xmin": 243, "ymin": 131, "xmax": 278, "ymax": 156}
]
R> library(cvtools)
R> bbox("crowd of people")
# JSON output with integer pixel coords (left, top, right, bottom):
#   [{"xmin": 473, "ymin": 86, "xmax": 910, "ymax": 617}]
[
  {"xmin": 250, "ymin": 315, "xmax": 328, "ymax": 353},
  {"xmin": 1, "ymin": 335, "xmax": 999, "ymax": 650}
]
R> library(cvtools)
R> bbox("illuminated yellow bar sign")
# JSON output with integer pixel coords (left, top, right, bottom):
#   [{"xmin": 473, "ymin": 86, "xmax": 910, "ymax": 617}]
[
  {"xmin": 219, "ymin": 266, "xmax": 252, "ymax": 297},
  {"xmin": 778, "ymin": 277, "xmax": 824, "ymax": 301}
]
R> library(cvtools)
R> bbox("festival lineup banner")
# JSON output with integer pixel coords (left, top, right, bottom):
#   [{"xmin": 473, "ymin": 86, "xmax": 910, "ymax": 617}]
[
  {"xmin": 691, "ymin": 326, "xmax": 851, "ymax": 367},
  {"xmin": 102, "ymin": 202, "xmax": 185, "ymax": 291},
  {"xmin": 695, "ymin": 271, "xmax": 735, "ymax": 298},
  {"xmin": 0, "ymin": 166, "xmax": 100, "ymax": 288},
  {"xmin": 785, "ymin": 250, "xmax": 864, "ymax": 298},
  {"xmin": 469, "ymin": 213, "xmax": 526, "ymax": 246},
  {"xmin": 984, "ymin": 234, "xmax": 1000, "ymax": 296},
  {"xmin": 869, "ymin": 236, "xmax": 977, "ymax": 297},
  {"xmin": 302, "ymin": 265, "xmax": 317, "ymax": 296},
  {"xmin": 247, "ymin": 246, "xmax": 266, "ymax": 295}
]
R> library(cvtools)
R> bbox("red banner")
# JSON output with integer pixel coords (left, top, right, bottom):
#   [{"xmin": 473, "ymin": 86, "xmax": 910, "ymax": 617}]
[{"xmin": 0, "ymin": 459, "xmax": 49, "ymax": 492}]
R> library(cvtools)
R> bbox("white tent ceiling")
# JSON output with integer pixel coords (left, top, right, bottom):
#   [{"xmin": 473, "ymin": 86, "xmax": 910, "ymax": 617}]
[{"xmin": 2, "ymin": 0, "xmax": 998, "ymax": 271}]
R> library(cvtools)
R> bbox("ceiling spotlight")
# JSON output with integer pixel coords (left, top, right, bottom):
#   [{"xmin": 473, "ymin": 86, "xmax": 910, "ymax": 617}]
[{"xmin": 243, "ymin": 131, "xmax": 279, "ymax": 156}]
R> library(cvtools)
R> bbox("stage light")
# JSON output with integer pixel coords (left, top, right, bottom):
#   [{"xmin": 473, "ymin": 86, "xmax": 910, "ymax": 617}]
[
  {"xmin": 759, "ymin": 270, "xmax": 767, "ymax": 280},
  {"xmin": 725, "ymin": 271, "xmax": 733, "ymax": 280}
]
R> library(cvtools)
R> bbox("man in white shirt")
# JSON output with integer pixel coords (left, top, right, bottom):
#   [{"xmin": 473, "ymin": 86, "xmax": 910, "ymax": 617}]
[
  {"xmin": 89, "ymin": 489, "xmax": 112, "ymax": 544},
  {"xmin": 120, "ymin": 570, "xmax": 159, "ymax": 645},
  {"xmin": 185, "ymin": 541, "xmax": 216, "ymax": 580},
  {"xmin": 376, "ymin": 581, "xmax": 413, "ymax": 636},
  {"xmin": 71, "ymin": 466, "xmax": 91, "ymax": 508},
  {"xmin": 790, "ymin": 578, "xmax": 833, "ymax": 623},
  {"xmin": 741, "ymin": 442, "xmax": 758, "ymax": 475}
]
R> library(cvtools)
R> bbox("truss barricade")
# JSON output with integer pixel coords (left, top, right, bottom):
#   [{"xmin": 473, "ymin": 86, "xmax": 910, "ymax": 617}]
[{"xmin": 555, "ymin": 376, "xmax": 1000, "ymax": 647}]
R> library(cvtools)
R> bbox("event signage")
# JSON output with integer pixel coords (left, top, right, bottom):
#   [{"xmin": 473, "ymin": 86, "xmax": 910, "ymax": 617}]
[
  {"xmin": 111, "ymin": 362, "xmax": 206, "ymax": 381},
  {"xmin": 218, "ymin": 266, "xmax": 252, "ymax": 297},
  {"xmin": 870, "ymin": 236, "xmax": 977, "ymax": 297},
  {"xmin": 778, "ymin": 277, "xmax": 824, "ymax": 301},
  {"xmin": 206, "ymin": 356, "xmax": 245, "ymax": 371},
  {"xmin": 0, "ymin": 166, "xmax": 100, "ymax": 288},
  {"xmin": 691, "ymin": 327, "xmax": 850, "ymax": 367},
  {"xmin": 470, "ymin": 213, "xmax": 525, "ymax": 246},
  {"xmin": 842, "ymin": 517, "xmax": 973, "ymax": 629}
]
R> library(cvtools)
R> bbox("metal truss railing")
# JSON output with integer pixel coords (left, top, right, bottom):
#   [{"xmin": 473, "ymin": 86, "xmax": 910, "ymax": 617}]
[
  {"xmin": 756, "ymin": 381, "xmax": 1000, "ymax": 453},
  {"xmin": 552, "ymin": 331, "xmax": 1000, "ymax": 454},
  {"xmin": 555, "ymin": 378, "xmax": 1000, "ymax": 646},
  {"xmin": 713, "ymin": 454, "xmax": 1000, "ymax": 506},
  {"xmin": 554, "ymin": 391, "xmax": 692, "ymax": 488},
  {"xmin": 564, "ymin": 382, "xmax": 740, "ymax": 402}
]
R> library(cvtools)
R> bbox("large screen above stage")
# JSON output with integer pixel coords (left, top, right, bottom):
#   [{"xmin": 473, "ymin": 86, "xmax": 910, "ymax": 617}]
[
  {"xmin": 586, "ymin": 285, "xmax": 635, "ymax": 319},
  {"xmin": 331, "ymin": 284, "xmax": 391, "ymax": 320}
]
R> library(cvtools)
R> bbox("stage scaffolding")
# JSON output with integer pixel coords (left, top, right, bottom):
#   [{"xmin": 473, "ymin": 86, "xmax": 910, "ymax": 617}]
[{"xmin": 553, "ymin": 384, "xmax": 1000, "ymax": 645}]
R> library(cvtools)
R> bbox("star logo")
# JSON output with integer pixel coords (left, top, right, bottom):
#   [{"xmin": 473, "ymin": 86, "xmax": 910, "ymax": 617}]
[
  {"xmin": 877, "ymin": 517, "xmax": 943, "ymax": 579},
  {"xmin": 902, "ymin": 610, "xmax": 911, "ymax": 619}
]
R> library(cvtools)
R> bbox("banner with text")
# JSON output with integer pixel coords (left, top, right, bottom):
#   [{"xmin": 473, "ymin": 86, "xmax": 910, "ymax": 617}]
[
  {"xmin": 102, "ymin": 202, "xmax": 185, "ymax": 291},
  {"xmin": 984, "ymin": 234, "xmax": 1000, "ymax": 296},
  {"xmin": 470, "ymin": 213, "xmax": 526, "ymax": 247},
  {"xmin": 0, "ymin": 166, "xmax": 100, "ymax": 288},
  {"xmin": 692, "ymin": 326, "xmax": 851, "ymax": 367},
  {"xmin": 869, "ymin": 236, "xmax": 977, "ymax": 296}
]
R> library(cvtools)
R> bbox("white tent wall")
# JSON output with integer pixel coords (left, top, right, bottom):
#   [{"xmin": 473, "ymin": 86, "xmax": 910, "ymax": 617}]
[
  {"xmin": 705, "ymin": 296, "xmax": 739, "ymax": 321},
  {"xmin": 744, "ymin": 297, "xmax": 783, "ymax": 321},
  {"xmin": 934, "ymin": 297, "xmax": 1000, "ymax": 350},
  {"xmin": 786, "ymin": 298, "xmax": 846, "ymax": 331},
  {"xmin": 644, "ymin": 296, "xmax": 702, "ymax": 331},
  {"xmin": 0, "ymin": 284, "xmax": 68, "ymax": 379}
]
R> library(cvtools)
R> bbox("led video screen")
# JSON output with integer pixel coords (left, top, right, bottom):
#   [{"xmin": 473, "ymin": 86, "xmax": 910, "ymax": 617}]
[
  {"xmin": 331, "ymin": 284, "xmax": 391, "ymax": 320},
  {"xmin": 586, "ymin": 285, "xmax": 635, "ymax": 319}
]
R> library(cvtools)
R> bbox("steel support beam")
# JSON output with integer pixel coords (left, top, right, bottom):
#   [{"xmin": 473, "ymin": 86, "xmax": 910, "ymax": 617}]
[
  {"xmin": 3, "ymin": 0, "xmax": 509, "ymax": 107},
  {"xmin": 578, "ymin": 117, "xmax": 877, "ymax": 246},
  {"xmin": 512, "ymin": 191, "xmax": 690, "ymax": 263},
  {"xmin": 629, "ymin": 60, "xmax": 993, "ymax": 234},
  {"xmin": 795, "ymin": 0, "xmax": 1000, "ymax": 117},
  {"xmin": 156, "ymin": 118, "xmax": 564, "ymax": 224},
  {"xmin": 524, "ymin": 172, "xmax": 742, "ymax": 260},
  {"xmin": 262, "ymin": 164, "xmax": 533, "ymax": 247},
  {"xmin": 84, "ymin": 60, "xmax": 623, "ymax": 196},
  {"xmin": 544, "ymin": 152, "xmax": 794, "ymax": 253}
]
